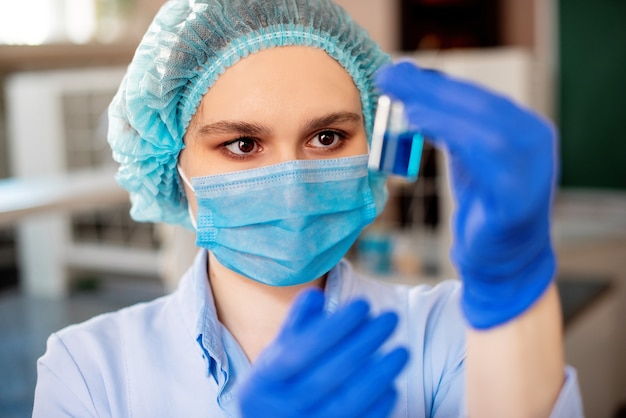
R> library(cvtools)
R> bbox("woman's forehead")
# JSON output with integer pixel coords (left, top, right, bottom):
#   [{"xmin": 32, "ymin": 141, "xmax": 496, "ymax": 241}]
[{"xmin": 192, "ymin": 46, "xmax": 362, "ymax": 123}]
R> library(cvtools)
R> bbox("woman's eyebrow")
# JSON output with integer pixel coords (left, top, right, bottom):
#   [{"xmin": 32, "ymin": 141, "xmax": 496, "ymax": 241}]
[
  {"xmin": 193, "ymin": 111, "xmax": 362, "ymax": 137},
  {"xmin": 304, "ymin": 111, "xmax": 362, "ymax": 132},
  {"xmin": 195, "ymin": 120, "xmax": 270, "ymax": 137}
]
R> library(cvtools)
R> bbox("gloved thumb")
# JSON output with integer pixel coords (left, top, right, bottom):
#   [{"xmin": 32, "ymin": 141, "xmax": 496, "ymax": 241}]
[
  {"xmin": 375, "ymin": 61, "xmax": 427, "ymax": 103},
  {"xmin": 278, "ymin": 288, "xmax": 325, "ymax": 336}
]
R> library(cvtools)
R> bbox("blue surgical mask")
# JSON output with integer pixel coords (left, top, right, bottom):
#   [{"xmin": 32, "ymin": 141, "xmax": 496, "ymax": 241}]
[{"xmin": 178, "ymin": 155, "xmax": 380, "ymax": 286}]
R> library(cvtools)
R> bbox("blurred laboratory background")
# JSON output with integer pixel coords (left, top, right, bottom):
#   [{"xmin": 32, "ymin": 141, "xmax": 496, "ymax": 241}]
[{"xmin": 0, "ymin": 0, "xmax": 624, "ymax": 417}]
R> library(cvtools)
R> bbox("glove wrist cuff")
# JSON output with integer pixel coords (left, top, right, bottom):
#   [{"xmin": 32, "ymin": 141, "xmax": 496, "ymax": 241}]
[{"xmin": 459, "ymin": 244, "xmax": 556, "ymax": 329}]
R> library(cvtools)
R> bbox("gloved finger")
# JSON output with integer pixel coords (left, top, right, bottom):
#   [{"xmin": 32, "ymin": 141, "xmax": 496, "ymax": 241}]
[
  {"xmin": 376, "ymin": 61, "xmax": 520, "ymax": 125},
  {"xmin": 255, "ymin": 297, "xmax": 372, "ymax": 381},
  {"xmin": 238, "ymin": 382, "xmax": 292, "ymax": 418},
  {"xmin": 317, "ymin": 346, "xmax": 409, "ymax": 417},
  {"xmin": 277, "ymin": 288, "xmax": 325, "ymax": 336},
  {"xmin": 387, "ymin": 85, "xmax": 539, "ymax": 165},
  {"xmin": 288, "ymin": 312, "xmax": 400, "ymax": 409},
  {"xmin": 359, "ymin": 388, "xmax": 398, "ymax": 418},
  {"xmin": 375, "ymin": 62, "xmax": 554, "ymax": 162}
]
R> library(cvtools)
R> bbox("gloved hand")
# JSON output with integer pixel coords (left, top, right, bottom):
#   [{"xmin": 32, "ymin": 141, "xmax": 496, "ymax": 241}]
[
  {"xmin": 376, "ymin": 61, "xmax": 557, "ymax": 329},
  {"xmin": 238, "ymin": 289, "xmax": 409, "ymax": 418}
]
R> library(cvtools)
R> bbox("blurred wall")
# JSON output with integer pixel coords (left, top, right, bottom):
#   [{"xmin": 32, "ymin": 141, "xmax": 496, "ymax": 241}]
[
  {"xmin": 0, "ymin": 96, "xmax": 7, "ymax": 179},
  {"xmin": 131, "ymin": 0, "xmax": 533, "ymax": 54},
  {"xmin": 501, "ymin": 0, "xmax": 535, "ymax": 48},
  {"xmin": 334, "ymin": 0, "xmax": 400, "ymax": 52}
]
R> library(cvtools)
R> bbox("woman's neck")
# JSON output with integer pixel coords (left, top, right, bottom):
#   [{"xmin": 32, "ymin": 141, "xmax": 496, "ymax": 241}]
[{"xmin": 207, "ymin": 251, "xmax": 325, "ymax": 363}]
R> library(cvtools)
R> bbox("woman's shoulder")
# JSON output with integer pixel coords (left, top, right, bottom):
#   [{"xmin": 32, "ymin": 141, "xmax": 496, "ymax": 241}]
[
  {"xmin": 34, "ymin": 290, "xmax": 210, "ymax": 417},
  {"xmin": 51, "ymin": 293, "xmax": 176, "ymax": 355}
]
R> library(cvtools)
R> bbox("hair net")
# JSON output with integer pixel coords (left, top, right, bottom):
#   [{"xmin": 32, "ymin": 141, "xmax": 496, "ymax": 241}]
[{"xmin": 108, "ymin": 0, "xmax": 391, "ymax": 227}]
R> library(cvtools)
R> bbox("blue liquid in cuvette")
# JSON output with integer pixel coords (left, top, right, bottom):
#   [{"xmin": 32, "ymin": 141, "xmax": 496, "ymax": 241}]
[{"xmin": 379, "ymin": 131, "xmax": 424, "ymax": 182}]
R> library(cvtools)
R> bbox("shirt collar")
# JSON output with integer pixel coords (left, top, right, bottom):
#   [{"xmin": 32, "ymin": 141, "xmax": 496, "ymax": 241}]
[{"xmin": 175, "ymin": 250, "xmax": 358, "ymax": 379}]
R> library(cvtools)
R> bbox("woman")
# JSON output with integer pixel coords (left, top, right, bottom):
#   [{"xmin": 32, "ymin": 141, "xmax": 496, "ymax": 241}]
[{"xmin": 33, "ymin": 0, "xmax": 583, "ymax": 417}]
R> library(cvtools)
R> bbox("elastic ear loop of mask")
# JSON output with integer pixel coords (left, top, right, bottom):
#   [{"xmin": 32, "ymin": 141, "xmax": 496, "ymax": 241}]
[{"xmin": 176, "ymin": 165, "xmax": 198, "ymax": 229}]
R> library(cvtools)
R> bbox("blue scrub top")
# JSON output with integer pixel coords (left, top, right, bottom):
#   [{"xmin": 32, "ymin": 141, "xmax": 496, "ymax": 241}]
[{"xmin": 33, "ymin": 250, "xmax": 584, "ymax": 417}]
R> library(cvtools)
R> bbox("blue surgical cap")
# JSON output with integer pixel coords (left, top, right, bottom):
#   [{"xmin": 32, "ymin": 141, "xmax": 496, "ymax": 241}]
[{"xmin": 108, "ymin": 0, "xmax": 391, "ymax": 227}]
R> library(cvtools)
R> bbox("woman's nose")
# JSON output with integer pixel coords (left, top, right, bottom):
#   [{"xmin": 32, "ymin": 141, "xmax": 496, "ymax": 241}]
[{"xmin": 270, "ymin": 143, "xmax": 308, "ymax": 164}]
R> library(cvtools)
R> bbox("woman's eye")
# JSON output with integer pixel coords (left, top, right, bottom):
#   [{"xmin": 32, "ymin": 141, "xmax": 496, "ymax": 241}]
[
  {"xmin": 310, "ymin": 131, "xmax": 341, "ymax": 148},
  {"xmin": 224, "ymin": 138, "xmax": 258, "ymax": 155}
]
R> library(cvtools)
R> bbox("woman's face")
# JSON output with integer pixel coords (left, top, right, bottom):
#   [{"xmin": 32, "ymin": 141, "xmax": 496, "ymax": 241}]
[{"xmin": 179, "ymin": 46, "xmax": 368, "ymax": 214}]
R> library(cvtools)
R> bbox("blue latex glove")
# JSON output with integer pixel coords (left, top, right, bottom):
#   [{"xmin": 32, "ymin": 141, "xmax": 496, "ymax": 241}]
[
  {"xmin": 238, "ymin": 289, "xmax": 409, "ymax": 418},
  {"xmin": 376, "ymin": 61, "xmax": 557, "ymax": 329}
]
